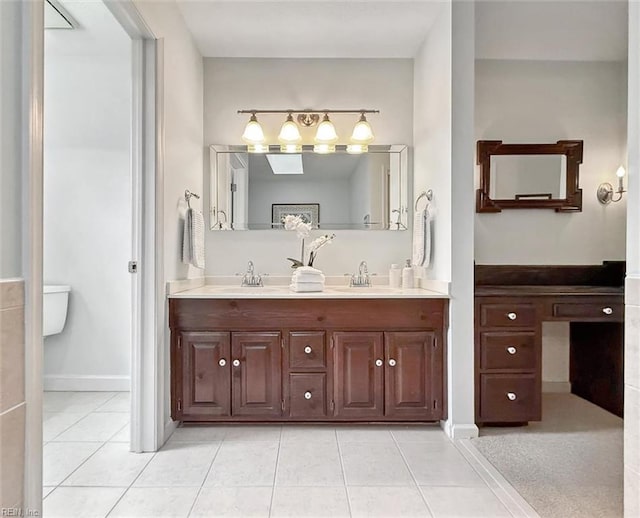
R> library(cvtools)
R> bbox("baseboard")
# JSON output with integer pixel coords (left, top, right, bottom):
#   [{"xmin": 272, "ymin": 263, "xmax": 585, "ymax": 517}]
[
  {"xmin": 542, "ymin": 381, "xmax": 571, "ymax": 393},
  {"xmin": 441, "ymin": 420, "xmax": 479, "ymax": 439},
  {"xmin": 44, "ymin": 375, "xmax": 130, "ymax": 392}
]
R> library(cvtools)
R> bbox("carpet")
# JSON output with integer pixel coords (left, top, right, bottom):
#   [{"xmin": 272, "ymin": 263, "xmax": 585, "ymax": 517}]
[{"xmin": 472, "ymin": 393, "xmax": 623, "ymax": 518}]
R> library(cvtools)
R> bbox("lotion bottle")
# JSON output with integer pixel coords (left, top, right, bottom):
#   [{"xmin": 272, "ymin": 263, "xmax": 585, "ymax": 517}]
[
  {"xmin": 389, "ymin": 264, "xmax": 402, "ymax": 288},
  {"xmin": 402, "ymin": 259, "xmax": 414, "ymax": 289}
]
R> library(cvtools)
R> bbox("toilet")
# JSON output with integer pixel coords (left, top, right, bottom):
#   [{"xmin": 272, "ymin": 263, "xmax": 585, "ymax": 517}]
[{"xmin": 43, "ymin": 285, "xmax": 71, "ymax": 337}]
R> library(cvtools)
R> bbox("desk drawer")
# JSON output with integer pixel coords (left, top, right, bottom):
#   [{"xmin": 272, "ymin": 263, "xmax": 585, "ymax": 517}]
[
  {"xmin": 552, "ymin": 302, "xmax": 624, "ymax": 321},
  {"xmin": 479, "ymin": 303, "xmax": 537, "ymax": 328},
  {"xmin": 478, "ymin": 373, "xmax": 540, "ymax": 422},
  {"xmin": 289, "ymin": 332, "xmax": 327, "ymax": 369},
  {"xmin": 288, "ymin": 373, "xmax": 328, "ymax": 418},
  {"xmin": 479, "ymin": 332, "xmax": 537, "ymax": 370}
]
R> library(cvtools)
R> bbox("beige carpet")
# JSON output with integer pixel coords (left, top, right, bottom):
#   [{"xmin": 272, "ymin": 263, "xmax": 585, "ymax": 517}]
[{"xmin": 472, "ymin": 393, "xmax": 623, "ymax": 518}]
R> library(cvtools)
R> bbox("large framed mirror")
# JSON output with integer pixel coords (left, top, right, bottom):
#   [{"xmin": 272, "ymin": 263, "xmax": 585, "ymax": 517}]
[
  {"xmin": 210, "ymin": 144, "xmax": 409, "ymax": 230},
  {"xmin": 476, "ymin": 140, "xmax": 583, "ymax": 213}
]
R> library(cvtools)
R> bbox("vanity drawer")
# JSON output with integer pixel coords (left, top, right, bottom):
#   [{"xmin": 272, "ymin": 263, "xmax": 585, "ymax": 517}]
[
  {"xmin": 289, "ymin": 332, "xmax": 327, "ymax": 369},
  {"xmin": 288, "ymin": 373, "xmax": 328, "ymax": 418},
  {"xmin": 551, "ymin": 302, "xmax": 624, "ymax": 322},
  {"xmin": 478, "ymin": 373, "xmax": 540, "ymax": 423},
  {"xmin": 479, "ymin": 332, "xmax": 537, "ymax": 371},
  {"xmin": 479, "ymin": 303, "xmax": 537, "ymax": 328}
]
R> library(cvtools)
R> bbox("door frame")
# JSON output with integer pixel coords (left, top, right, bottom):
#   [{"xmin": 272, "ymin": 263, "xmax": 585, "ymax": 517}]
[{"xmin": 23, "ymin": 1, "xmax": 163, "ymax": 513}]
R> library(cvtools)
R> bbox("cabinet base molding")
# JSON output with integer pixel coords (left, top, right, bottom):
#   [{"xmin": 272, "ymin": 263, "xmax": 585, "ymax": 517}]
[{"xmin": 442, "ymin": 422, "xmax": 480, "ymax": 440}]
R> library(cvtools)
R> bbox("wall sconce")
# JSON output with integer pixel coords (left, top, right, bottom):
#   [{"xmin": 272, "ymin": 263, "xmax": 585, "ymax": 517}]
[
  {"xmin": 597, "ymin": 166, "xmax": 626, "ymax": 204},
  {"xmin": 237, "ymin": 109, "xmax": 379, "ymax": 154}
]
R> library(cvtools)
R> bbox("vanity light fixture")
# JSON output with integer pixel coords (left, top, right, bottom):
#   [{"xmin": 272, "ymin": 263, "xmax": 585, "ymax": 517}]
[
  {"xmin": 278, "ymin": 113, "xmax": 302, "ymax": 153},
  {"xmin": 237, "ymin": 109, "xmax": 379, "ymax": 154},
  {"xmin": 597, "ymin": 165, "xmax": 626, "ymax": 204},
  {"xmin": 241, "ymin": 113, "xmax": 265, "ymax": 147}
]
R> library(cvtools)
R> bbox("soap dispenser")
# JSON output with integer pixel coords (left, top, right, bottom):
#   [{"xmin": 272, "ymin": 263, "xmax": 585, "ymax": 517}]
[{"xmin": 402, "ymin": 259, "xmax": 414, "ymax": 289}]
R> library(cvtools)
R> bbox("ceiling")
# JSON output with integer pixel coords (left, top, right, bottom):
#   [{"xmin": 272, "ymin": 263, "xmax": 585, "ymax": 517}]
[
  {"xmin": 475, "ymin": 1, "xmax": 628, "ymax": 61},
  {"xmin": 177, "ymin": 0, "xmax": 628, "ymax": 62},
  {"xmin": 176, "ymin": 0, "xmax": 445, "ymax": 58}
]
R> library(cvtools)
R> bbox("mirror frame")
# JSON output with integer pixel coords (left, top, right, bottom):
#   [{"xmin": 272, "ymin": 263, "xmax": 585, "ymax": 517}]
[
  {"xmin": 476, "ymin": 140, "xmax": 583, "ymax": 213},
  {"xmin": 209, "ymin": 144, "xmax": 409, "ymax": 231}
]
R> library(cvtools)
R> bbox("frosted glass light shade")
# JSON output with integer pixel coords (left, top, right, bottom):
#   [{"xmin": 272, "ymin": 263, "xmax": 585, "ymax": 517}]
[
  {"xmin": 347, "ymin": 144, "xmax": 368, "ymax": 154},
  {"xmin": 350, "ymin": 114, "xmax": 374, "ymax": 143},
  {"xmin": 314, "ymin": 114, "xmax": 338, "ymax": 143},
  {"xmin": 278, "ymin": 114, "xmax": 302, "ymax": 143},
  {"xmin": 616, "ymin": 166, "xmax": 626, "ymax": 178},
  {"xmin": 242, "ymin": 114, "xmax": 265, "ymax": 144},
  {"xmin": 313, "ymin": 144, "xmax": 336, "ymax": 154}
]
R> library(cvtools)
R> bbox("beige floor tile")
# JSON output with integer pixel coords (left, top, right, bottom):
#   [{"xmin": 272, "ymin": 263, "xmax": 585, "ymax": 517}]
[
  {"xmin": 420, "ymin": 486, "xmax": 511, "ymax": 518},
  {"xmin": 271, "ymin": 487, "xmax": 350, "ymax": 518},
  {"xmin": 349, "ymin": 486, "xmax": 431, "ymax": 517},
  {"xmin": 43, "ymin": 486, "xmax": 125, "ymax": 518},
  {"xmin": 43, "ymin": 412, "xmax": 86, "ymax": 442},
  {"xmin": 340, "ymin": 441, "xmax": 414, "ymax": 486},
  {"xmin": 168, "ymin": 425, "xmax": 227, "ymax": 443},
  {"xmin": 204, "ymin": 441, "xmax": 279, "ymax": 487},
  {"xmin": 276, "ymin": 440, "xmax": 344, "ymax": 486},
  {"xmin": 94, "ymin": 392, "xmax": 130, "ymax": 413},
  {"xmin": 190, "ymin": 487, "xmax": 272, "ymax": 517},
  {"xmin": 108, "ymin": 487, "xmax": 199, "ymax": 518},
  {"xmin": 53, "ymin": 412, "xmax": 129, "ymax": 442},
  {"xmin": 43, "ymin": 441, "xmax": 102, "ymax": 486},
  {"xmin": 44, "ymin": 392, "xmax": 117, "ymax": 413},
  {"xmin": 336, "ymin": 425, "xmax": 395, "ymax": 444}
]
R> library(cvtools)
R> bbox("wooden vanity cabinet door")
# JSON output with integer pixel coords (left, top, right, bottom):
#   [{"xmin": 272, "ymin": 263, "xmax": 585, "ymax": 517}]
[
  {"xmin": 231, "ymin": 332, "xmax": 282, "ymax": 417},
  {"xmin": 180, "ymin": 331, "xmax": 231, "ymax": 418},
  {"xmin": 384, "ymin": 331, "xmax": 441, "ymax": 419},
  {"xmin": 333, "ymin": 332, "xmax": 384, "ymax": 418}
]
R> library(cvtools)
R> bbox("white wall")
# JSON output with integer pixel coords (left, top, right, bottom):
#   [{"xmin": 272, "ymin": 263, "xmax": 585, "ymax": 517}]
[
  {"xmin": 203, "ymin": 58, "xmax": 413, "ymax": 275},
  {"xmin": 475, "ymin": 59, "xmax": 627, "ymax": 264},
  {"xmin": 43, "ymin": 1, "xmax": 132, "ymax": 390},
  {"xmin": 413, "ymin": 5, "xmax": 452, "ymax": 282},
  {"xmin": 133, "ymin": 0, "xmax": 205, "ymax": 283},
  {"xmin": 0, "ymin": 0, "xmax": 23, "ymax": 279}
]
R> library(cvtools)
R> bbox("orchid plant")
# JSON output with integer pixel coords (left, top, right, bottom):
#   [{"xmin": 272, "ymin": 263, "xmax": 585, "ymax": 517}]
[{"xmin": 282, "ymin": 214, "xmax": 336, "ymax": 268}]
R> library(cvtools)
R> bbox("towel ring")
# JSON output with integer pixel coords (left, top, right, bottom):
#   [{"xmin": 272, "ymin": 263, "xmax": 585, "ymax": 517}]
[
  {"xmin": 185, "ymin": 189, "xmax": 200, "ymax": 209},
  {"xmin": 415, "ymin": 190, "xmax": 433, "ymax": 211}
]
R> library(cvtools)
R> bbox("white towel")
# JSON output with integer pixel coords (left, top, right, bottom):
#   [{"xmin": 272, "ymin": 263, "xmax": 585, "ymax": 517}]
[
  {"xmin": 289, "ymin": 282, "xmax": 324, "ymax": 293},
  {"xmin": 182, "ymin": 208, "xmax": 205, "ymax": 269},
  {"xmin": 292, "ymin": 266, "xmax": 325, "ymax": 283},
  {"xmin": 293, "ymin": 266, "xmax": 324, "ymax": 276},
  {"xmin": 412, "ymin": 203, "xmax": 432, "ymax": 267}
]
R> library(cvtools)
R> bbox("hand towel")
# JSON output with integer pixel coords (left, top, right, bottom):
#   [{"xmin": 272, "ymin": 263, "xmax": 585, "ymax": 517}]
[
  {"xmin": 292, "ymin": 272, "xmax": 326, "ymax": 283},
  {"xmin": 182, "ymin": 208, "xmax": 205, "ymax": 269},
  {"xmin": 293, "ymin": 266, "xmax": 324, "ymax": 276},
  {"xmin": 289, "ymin": 282, "xmax": 324, "ymax": 293},
  {"xmin": 412, "ymin": 203, "xmax": 432, "ymax": 267}
]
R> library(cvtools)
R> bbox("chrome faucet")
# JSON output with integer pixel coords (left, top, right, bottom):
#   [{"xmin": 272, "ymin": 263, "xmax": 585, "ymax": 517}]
[
  {"xmin": 349, "ymin": 260, "xmax": 372, "ymax": 287},
  {"xmin": 241, "ymin": 260, "xmax": 263, "ymax": 287}
]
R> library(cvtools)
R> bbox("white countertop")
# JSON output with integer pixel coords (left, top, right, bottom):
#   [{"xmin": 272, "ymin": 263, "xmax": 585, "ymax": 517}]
[{"xmin": 168, "ymin": 284, "xmax": 448, "ymax": 299}]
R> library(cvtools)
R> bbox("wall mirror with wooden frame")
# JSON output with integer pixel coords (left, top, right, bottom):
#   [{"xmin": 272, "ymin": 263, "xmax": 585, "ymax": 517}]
[{"xmin": 476, "ymin": 140, "xmax": 583, "ymax": 213}]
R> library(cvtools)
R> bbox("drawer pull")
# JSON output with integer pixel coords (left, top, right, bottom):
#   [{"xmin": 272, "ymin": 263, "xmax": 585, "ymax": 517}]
[
  {"xmin": 506, "ymin": 392, "xmax": 517, "ymax": 401},
  {"xmin": 232, "ymin": 359, "xmax": 240, "ymax": 367},
  {"xmin": 602, "ymin": 307, "xmax": 613, "ymax": 315},
  {"xmin": 507, "ymin": 312, "xmax": 517, "ymax": 321},
  {"xmin": 304, "ymin": 346, "xmax": 312, "ymax": 354},
  {"xmin": 304, "ymin": 391, "xmax": 312, "ymax": 400},
  {"xmin": 506, "ymin": 346, "xmax": 517, "ymax": 355},
  {"xmin": 219, "ymin": 359, "xmax": 227, "ymax": 367},
  {"xmin": 375, "ymin": 359, "xmax": 383, "ymax": 367},
  {"xmin": 388, "ymin": 359, "xmax": 397, "ymax": 367}
]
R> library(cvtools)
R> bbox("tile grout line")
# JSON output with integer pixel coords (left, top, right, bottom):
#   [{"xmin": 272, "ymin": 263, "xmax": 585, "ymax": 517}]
[
  {"xmin": 44, "ymin": 411, "xmax": 92, "ymax": 443},
  {"xmin": 334, "ymin": 428, "xmax": 354, "ymax": 518},
  {"xmin": 390, "ymin": 430, "xmax": 436, "ymax": 518},
  {"xmin": 185, "ymin": 438, "xmax": 225, "ymax": 517},
  {"xmin": 267, "ymin": 426, "xmax": 284, "ymax": 518}
]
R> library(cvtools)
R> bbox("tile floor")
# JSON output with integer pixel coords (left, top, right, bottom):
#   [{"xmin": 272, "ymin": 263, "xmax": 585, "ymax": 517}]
[{"xmin": 43, "ymin": 391, "xmax": 527, "ymax": 518}]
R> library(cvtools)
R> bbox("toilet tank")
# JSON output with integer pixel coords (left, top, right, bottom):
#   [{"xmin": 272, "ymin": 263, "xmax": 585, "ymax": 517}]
[{"xmin": 43, "ymin": 285, "xmax": 71, "ymax": 337}]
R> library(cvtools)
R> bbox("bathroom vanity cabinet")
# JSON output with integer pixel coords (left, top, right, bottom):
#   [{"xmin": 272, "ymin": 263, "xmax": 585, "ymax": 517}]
[{"xmin": 169, "ymin": 297, "xmax": 448, "ymax": 423}]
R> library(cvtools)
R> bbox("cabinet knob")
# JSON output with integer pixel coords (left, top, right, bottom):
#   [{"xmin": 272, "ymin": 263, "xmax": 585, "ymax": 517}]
[
  {"xmin": 375, "ymin": 359, "xmax": 383, "ymax": 367},
  {"xmin": 232, "ymin": 359, "xmax": 240, "ymax": 367},
  {"xmin": 304, "ymin": 346, "xmax": 312, "ymax": 354},
  {"xmin": 602, "ymin": 307, "xmax": 613, "ymax": 315},
  {"xmin": 507, "ymin": 312, "xmax": 517, "ymax": 321},
  {"xmin": 506, "ymin": 346, "xmax": 517, "ymax": 355},
  {"xmin": 304, "ymin": 391, "xmax": 312, "ymax": 400},
  {"xmin": 388, "ymin": 359, "xmax": 397, "ymax": 367},
  {"xmin": 506, "ymin": 392, "xmax": 517, "ymax": 401},
  {"xmin": 219, "ymin": 359, "xmax": 227, "ymax": 367}
]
